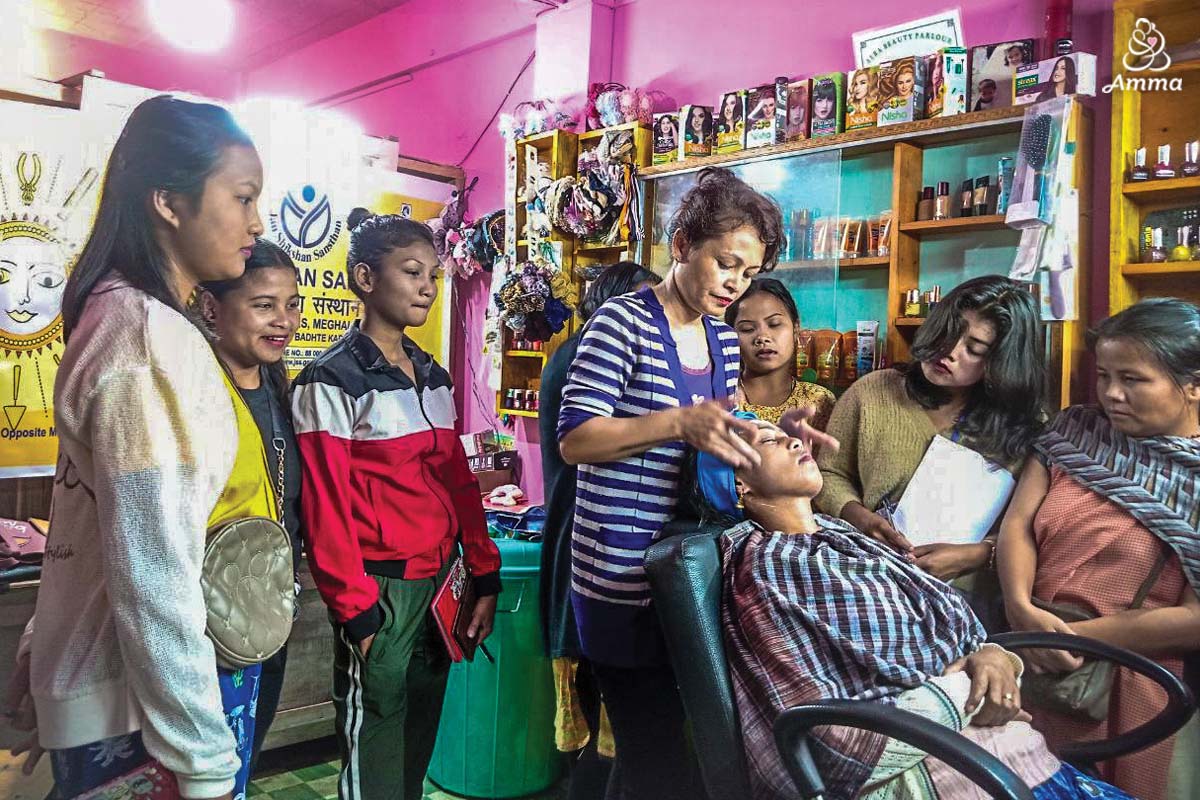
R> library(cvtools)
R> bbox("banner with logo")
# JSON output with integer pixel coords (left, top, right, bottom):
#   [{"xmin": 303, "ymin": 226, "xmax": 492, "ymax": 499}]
[{"xmin": 0, "ymin": 99, "xmax": 108, "ymax": 478}]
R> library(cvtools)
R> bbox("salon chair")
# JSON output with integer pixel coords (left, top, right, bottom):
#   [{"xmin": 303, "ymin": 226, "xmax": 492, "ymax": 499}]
[{"xmin": 644, "ymin": 519, "xmax": 1195, "ymax": 800}]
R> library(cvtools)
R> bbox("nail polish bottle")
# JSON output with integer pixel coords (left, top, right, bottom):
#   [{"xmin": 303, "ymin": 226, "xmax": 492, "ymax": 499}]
[
  {"xmin": 1183, "ymin": 141, "xmax": 1200, "ymax": 178},
  {"xmin": 1191, "ymin": 227, "xmax": 1200, "ymax": 261},
  {"xmin": 1170, "ymin": 227, "xmax": 1193, "ymax": 262},
  {"xmin": 973, "ymin": 176, "xmax": 990, "ymax": 217},
  {"xmin": 934, "ymin": 182, "xmax": 951, "ymax": 220},
  {"xmin": 1145, "ymin": 227, "xmax": 1168, "ymax": 263},
  {"xmin": 916, "ymin": 187, "xmax": 935, "ymax": 221},
  {"xmin": 958, "ymin": 179, "xmax": 974, "ymax": 217},
  {"xmin": 1129, "ymin": 147, "xmax": 1150, "ymax": 182},
  {"xmin": 1154, "ymin": 145, "xmax": 1176, "ymax": 179}
]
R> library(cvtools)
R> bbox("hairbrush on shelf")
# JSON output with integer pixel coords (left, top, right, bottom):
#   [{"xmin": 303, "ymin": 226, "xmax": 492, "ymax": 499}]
[{"xmin": 1006, "ymin": 98, "xmax": 1071, "ymax": 228}]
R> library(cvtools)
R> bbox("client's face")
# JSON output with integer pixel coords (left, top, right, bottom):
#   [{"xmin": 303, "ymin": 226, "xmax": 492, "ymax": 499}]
[{"xmin": 736, "ymin": 420, "xmax": 823, "ymax": 501}]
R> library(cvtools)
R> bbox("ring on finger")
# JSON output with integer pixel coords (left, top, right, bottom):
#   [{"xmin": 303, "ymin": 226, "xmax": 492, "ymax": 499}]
[{"xmin": 1003, "ymin": 692, "xmax": 1014, "ymax": 701}]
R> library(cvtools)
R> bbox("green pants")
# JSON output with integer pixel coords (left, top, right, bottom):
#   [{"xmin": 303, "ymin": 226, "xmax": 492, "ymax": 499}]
[{"xmin": 332, "ymin": 572, "xmax": 451, "ymax": 800}]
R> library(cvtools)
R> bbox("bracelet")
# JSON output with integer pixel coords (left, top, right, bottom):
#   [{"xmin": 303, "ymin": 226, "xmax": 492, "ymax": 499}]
[{"xmin": 984, "ymin": 538, "xmax": 998, "ymax": 571}]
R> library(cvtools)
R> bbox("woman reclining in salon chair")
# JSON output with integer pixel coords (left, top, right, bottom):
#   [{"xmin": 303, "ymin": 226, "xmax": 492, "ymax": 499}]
[{"xmin": 683, "ymin": 414, "xmax": 1133, "ymax": 800}]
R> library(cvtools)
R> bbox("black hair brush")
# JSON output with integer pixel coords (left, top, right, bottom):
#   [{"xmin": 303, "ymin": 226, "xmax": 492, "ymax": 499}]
[{"xmin": 1019, "ymin": 113, "xmax": 1054, "ymax": 216}]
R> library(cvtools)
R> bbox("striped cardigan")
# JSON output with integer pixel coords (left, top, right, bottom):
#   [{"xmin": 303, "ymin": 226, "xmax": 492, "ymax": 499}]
[{"xmin": 558, "ymin": 287, "xmax": 739, "ymax": 666}]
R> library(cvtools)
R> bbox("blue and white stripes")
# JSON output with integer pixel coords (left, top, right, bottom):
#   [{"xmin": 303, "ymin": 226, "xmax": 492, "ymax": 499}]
[{"xmin": 558, "ymin": 291, "xmax": 739, "ymax": 609}]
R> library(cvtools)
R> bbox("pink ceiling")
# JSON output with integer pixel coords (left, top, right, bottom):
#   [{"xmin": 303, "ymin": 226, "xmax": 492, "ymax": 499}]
[{"xmin": 31, "ymin": 0, "xmax": 414, "ymax": 70}]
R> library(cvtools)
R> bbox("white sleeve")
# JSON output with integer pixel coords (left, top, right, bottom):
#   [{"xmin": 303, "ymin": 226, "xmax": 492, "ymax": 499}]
[{"xmin": 88, "ymin": 365, "xmax": 239, "ymax": 799}]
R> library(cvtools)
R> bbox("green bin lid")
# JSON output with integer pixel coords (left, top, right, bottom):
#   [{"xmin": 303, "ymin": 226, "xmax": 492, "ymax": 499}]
[{"xmin": 496, "ymin": 537, "xmax": 541, "ymax": 574}]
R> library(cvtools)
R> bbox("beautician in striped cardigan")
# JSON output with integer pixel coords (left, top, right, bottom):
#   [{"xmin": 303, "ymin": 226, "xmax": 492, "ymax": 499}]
[{"xmin": 558, "ymin": 167, "xmax": 800, "ymax": 800}]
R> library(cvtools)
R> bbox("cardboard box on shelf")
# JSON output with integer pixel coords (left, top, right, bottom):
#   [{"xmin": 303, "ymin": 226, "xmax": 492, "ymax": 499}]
[
  {"xmin": 1014, "ymin": 52, "xmax": 1097, "ymax": 105},
  {"xmin": 476, "ymin": 469, "xmax": 514, "ymax": 495},
  {"xmin": 468, "ymin": 450, "xmax": 518, "ymax": 473}
]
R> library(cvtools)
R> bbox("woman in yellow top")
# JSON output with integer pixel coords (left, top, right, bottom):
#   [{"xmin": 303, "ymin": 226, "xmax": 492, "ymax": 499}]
[{"xmin": 726, "ymin": 278, "xmax": 835, "ymax": 429}]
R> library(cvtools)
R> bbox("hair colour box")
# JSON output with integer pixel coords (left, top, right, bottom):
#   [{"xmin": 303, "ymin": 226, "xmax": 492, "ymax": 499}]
[
  {"xmin": 715, "ymin": 90, "xmax": 747, "ymax": 153},
  {"xmin": 678, "ymin": 106, "xmax": 714, "ymax": 158},
  {"xmin": 877, "ymin": 56, "xmax": 927, "ymax": 126},
  {"xmin": 810, "ymin": 72, "xmax": 844, "ymax": 137},
  {"xmin": 745, "ymin": 84, "xmax": 782, "ymax": 148},
  {"xmin": 785, "ymin": 78, "xmax": 811, "ymax": 141},
  {"xmin": 1014, "ymin": 52, "xmax": 1098, "ymax": 105},
  {"xmin": 653, "ymin": 112, "xmax": 681, "ymax": 164},
  {"xmin": 970, "ymin": 39, "xmax": 1035, "ymax": 110},
  {"xmin": 926, "ymin": 47, "xmax": 969, "ymax": 118},
  {"xmin": 845, "ymin": 66, "xmax": 880, "ymax": 131}
]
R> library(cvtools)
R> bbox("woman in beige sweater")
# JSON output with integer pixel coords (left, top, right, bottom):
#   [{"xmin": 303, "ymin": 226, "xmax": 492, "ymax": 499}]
[{"xmin": 816, "ymin": 276, "xmax": 1046, "ymax": 623}]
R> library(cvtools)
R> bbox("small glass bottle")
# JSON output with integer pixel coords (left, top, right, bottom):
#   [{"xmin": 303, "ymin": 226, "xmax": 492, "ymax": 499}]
[
  {"xmin": 973, "ymin": 176, "xmax": 990, "ymax": 217},
  {"xmin": 1154, "ymin": 145, "xmax": 1176, "ymax": 179},
  {"xmin": 1170, "ymin": 226, "xmax": 1193, "ymax": 262},
  {"xmin": 916, "ymin": 187, "xmax": 935, "ymax": 221},
  {"xmin": 1129, "ymin": 147, "xmax": 1150, "ymax": 182},
  {"xmin": 934, "ymin": 182, "xmax": 951, "ymax": 220},
  {"xmin": 959, "ymin": 179, "xmax": 974, "ymax": 217},
  {"xmin": 1145, "ymin": 227, "xmax": 1168, "ymax": 263},
  {"xmin": 1191, "ymin": 227, "xmax": 1200, "ymax": 261},
  {"xmin": 1183, "ymin": 141, "xmax": 1200, "ymax": 178}
]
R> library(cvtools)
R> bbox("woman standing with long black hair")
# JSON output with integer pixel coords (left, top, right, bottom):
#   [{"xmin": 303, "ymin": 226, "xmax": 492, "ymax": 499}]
[{"xmin": 16, "ymin": 95, "xmax": 272, "ymax": 800}]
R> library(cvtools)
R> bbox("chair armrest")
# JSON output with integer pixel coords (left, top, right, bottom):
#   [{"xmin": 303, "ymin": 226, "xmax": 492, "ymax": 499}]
[
  {"xmin": 773, "ymin": 700, "xmax": 1035, "ymax": 800},
  {"xmin": 990, "ymin": 631, "xmax": 1195, "ymax": 765}
]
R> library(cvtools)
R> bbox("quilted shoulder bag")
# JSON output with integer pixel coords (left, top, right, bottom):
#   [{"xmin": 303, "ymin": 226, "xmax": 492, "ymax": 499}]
[
  {"xmin": 200, "ymin": 382, "xmax": 295, "ymax": 670},
  {"xmin": 1023, "ymin": 543, "xmax": 1169, "ymax": 722}
]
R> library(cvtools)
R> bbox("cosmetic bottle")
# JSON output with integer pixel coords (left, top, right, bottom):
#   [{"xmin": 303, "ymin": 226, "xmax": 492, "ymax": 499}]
[
  {"xmin": 1129, "ymin": 147, "xmax": 1150, "ymax": 181},
  {"xmin": 903, "ymin": 289, "xmax": 922, "ymax": 317},
  {"xmin": 959, "ymin": 179, "xmax": 974, "ymax": 217},
  {"xmin": 917, "ymin": 187, "xmax": 935, "ymax": 221},
  {"xmin": 973, "ymin": 176, "xmax": 990, "ymax": 217},
  {"xmin": 934, "ymin": 182, "xmax": 951, "ymax": 220},
  {"xmin": 1154, "ymin": 144, "xmax": 1176, "ymax": 179},
  {"xmin": 1191, "ymin": 227, "xmax": 1200, "ymax": 261},
  {"xmin": 1183, "ymin": 141, "xmax": 1200, "ymax": 178},
  {"xmin": 997, "ymin": 157, "xmax": 1015, "ymax": 213},
  {"xmin": 1145, "ymin": 227, "xmax": 1167, "ymax": 263}
]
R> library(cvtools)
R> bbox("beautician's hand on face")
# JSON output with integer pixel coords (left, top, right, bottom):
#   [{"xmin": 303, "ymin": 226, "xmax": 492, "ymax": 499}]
[
  {"xmin": 841, "ymin": 502, "xmax": 913, "ymax": 554},
  {"xmin": 945, "ymin": 647, "xmax": 1027, "ymax": 727},
  {"xmin": 676, "ymin": 401, "xmax": 762, "ymax": 470},
  {"xmin": 778, "ymin": 406, "xmax": 840, "ymax": 458},
  {"xmin": 912, "ymin": 542, "xmax": 990, "ymax": 582}
]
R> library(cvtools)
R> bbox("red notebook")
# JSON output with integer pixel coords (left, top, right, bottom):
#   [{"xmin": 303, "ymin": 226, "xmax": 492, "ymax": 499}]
[{"xmin": 430, "ymin": 557, "xmax": 480, "ymax": 662}]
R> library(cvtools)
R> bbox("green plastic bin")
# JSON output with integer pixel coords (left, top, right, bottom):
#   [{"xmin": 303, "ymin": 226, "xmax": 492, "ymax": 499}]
[{"xmin": 428, "ymin": 538, "xmax": 561, "ymax": 798}]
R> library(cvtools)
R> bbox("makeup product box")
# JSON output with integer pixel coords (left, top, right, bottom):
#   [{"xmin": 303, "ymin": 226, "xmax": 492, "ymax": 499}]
[
  {"xmin": 715, "ymin": 90, "xmax": 747, "ymax": 153},
  {"xmin": 856, "ymin": 320, "xmax": 879, "ymax": 376},
  {"xmin": 785, "ymin": 79, "xmax": 811, "ymax": 141},
  {"xmin": 877, "ymin": 56, "xmax": 928, "ymax": 126},
  {"xmin": 745, "ymin": 83, "xmax": 783, "ymax": 148},
  {"xmin": 969, "ymin": 39, "xmax": 1036, "ymax": 110},
  {"xmin": 1014, "ymin": 52, "xmax": 1098, "ymax": 105},
  {"xmin": 926, "ymin": 47, "xmax": 969, "ymax": 118},
  {"xmin": 774, "ymin": 77, "xmax": 789, "ymax": 144},
  {"xmin": 653, "ymin": 112, "xmax": 681, "ymax": 164},
  {"xmin": 845, "ymin": 66, "xmax": 880, "ymax": 131},
  {"xmin": 677, "ymin": 106, "xmax": 714, "ymax": 158},
  {"xmin": 810, "ymin": 72, "xmax": 845, "ymax": 137}
]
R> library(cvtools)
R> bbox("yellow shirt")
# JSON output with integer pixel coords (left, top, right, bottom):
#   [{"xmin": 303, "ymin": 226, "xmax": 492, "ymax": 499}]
[
  {"xmin": 739, "ymin": 380, "xmax": 836, "ymax": 429},
  {"xmin": 207, "ymin": 372, "xmax": 278, "ymax": 529}
]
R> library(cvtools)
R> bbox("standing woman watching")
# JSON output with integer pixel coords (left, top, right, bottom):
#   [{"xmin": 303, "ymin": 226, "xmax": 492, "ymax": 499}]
[
  {"xmin": 816, "ymin": 275, "xmax": 1046, "ymax": 629},
  {"xmin": 292, "ymin": 213, "xmax": 500, "ymax": 800},
  {"xmin": 557, "ymin": 167, "xmax": 791, "ymax": 799},
  {"xmin": 21, "ymin": 95, "xmax": 269, "ymax": 799},
  {"xmin": 199, "ymin": 238, "xmax": 304, "ymax": 769}
]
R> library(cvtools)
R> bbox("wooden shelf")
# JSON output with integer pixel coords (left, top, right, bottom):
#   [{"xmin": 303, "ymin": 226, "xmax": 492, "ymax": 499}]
[
  {"xmin": 894, "ymin": 317, "xmax": 926, "ymax": 327},
  {"xmin": 1121, "ymin": 176, "xmax": 1200, "ymax": 206},
  {"xmin": 500, "ymin": 408, "xmax": 539, "ymax": 419},
  {"xmin": 578, "ymin": 240, "xmax": 629, "ymax": 251},
  {"xmin": 641, "ymin": 106, "xmax": 1026, "ymax": 178},
  {"xmin": 579, "ymin": 121, "xmax": 651, "ymax": 144},
  {"xmin": 778, "ymin": 255, "xmax": 890, "ymax": 270},
  {"xmin": 504, "ymin": 350, "xmax": 547, "ymax": 358},
  {"xmin": 899, "ymin": 215, "xmax": 1010, "ymax": 235},
  {"xmin": 1122, "ymin": 261, "xmax": 1200, "ymax": 276},
  {"xmin": 517, "ymin": 130, "xmax": 560, "ymax": 149}
]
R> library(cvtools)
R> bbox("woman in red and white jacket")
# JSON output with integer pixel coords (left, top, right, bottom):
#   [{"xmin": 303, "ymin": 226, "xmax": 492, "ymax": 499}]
[{"xmin": 291, "ymin": 212, "xmax": 499, "ymax": 800}]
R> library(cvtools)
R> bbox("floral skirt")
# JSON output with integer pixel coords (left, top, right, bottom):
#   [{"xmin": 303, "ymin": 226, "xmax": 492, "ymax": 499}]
[{"xmin": 50, "ymin": 664, "xmax": 261, "ymax": 799}]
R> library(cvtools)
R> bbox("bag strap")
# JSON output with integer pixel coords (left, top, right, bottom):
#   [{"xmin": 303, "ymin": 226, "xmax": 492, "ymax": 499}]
[
  {"xmin": 1130, "ymin": 540, "xmax": 1173, "ymax": 610},
  {"xmin": 263, "ymin": 368, "xmax": 287, "ymax": 523}
]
